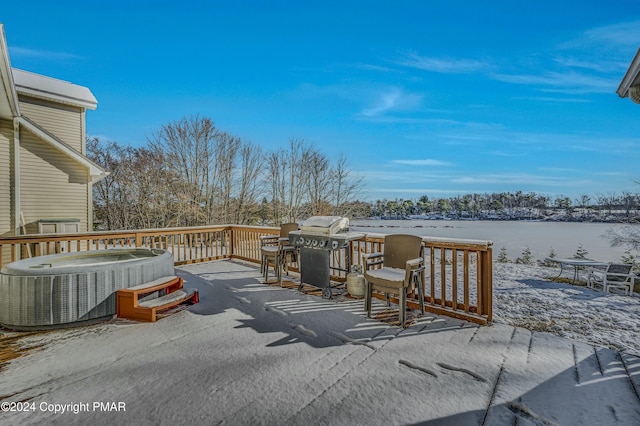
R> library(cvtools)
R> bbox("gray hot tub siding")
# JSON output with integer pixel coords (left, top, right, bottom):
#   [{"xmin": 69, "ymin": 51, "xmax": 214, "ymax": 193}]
[{"xmin": 0, "ymin": 249, "xmax": 174, "ymax": 329}]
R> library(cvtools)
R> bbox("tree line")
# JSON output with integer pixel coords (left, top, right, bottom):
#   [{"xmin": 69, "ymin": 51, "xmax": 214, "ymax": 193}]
[
  {"xmin": 372, "ymin": 191, "xmax": 640, "ymax": 222},
  {"xmin": 88, "ymin": 115, "xmax": 363, "ymax": 230}
]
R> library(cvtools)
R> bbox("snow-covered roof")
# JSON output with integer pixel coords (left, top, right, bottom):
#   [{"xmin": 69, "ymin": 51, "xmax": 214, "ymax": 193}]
[
  {"xmin": 1, "ymin": 24, "xmax": 97, "ymax": 113},
  {"xmin": 0, "ymin": 24, "xmax": 105, "ymax": 180},
  {"xmin": 617, "ymin": 47, "xmax": 640, "ymax": 104},
  {"xmin": 12, "ymin": 68, "xmax": 97, "ymax": 110}
]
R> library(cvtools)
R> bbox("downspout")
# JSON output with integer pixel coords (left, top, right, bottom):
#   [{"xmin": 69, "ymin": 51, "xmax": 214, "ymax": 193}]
[
  {"xmin": 13, "ymin": 117, "xmax": 20, "ymax": 236},
  {"xmin": 81, "ymin": 107, "xmax": 92, "ymax": 232}
]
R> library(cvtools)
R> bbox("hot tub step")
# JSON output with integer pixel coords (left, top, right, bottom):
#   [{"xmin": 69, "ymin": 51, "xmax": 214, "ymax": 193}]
[
  {"xmin": 139, "ymin": 288, "xmax": 198, "ymax": 309},
  {"xmin": 116, "ymin": 276, "xmax": 199, "ymax": 322}
]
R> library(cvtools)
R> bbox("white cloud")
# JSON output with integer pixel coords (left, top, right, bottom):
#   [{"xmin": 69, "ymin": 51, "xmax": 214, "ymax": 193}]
[
  {"xmin": 512, "ymin": 95, "xmax": 591, "ymax": 104},
  {"xmin": 362, "ymin": 187, "xmax": 468, "ymax": 196},
  {"xmin": 491, "ymin": 70, "xmax": 615, "ymax": 94},
  {"xmin": 593, "ymin": 171, "xmax": 628, "ymax": 177},
  {"xmin": 357, "ymin": 116, "xmax": 457, "ymax": 125},
  {"xmin": 487, "ymin": 151, "xmax": 527, "ymax": 158},
  {"xmin": 9, "ymin": 46, "xmax": 80, "ymax": 61},
  {"xmin": 451, "ymin": 173, "xmax": 592, "ymax": 188},
  {"xmin": 493, "ymin": 19, "xmax": 640, "ymax": 94},
  {"xmin": 361, "ymin": 88, "xmax": 423, "ymax": 117},
  {"xmin": 293, "ymin": 83, "xmax": 424, "ymax": 118},
  {"xmin": 538, "ymin": 167, "xmax": 577, "ymax": 173},
  {"xmin": 561, "ymin": 20, "xmax": 640, "ymax": 51},
  {"xmin": 387, "ymin": 19, "xmax": 640, "ymax": 96},
  {"xmin": 391, "ymin": 159, "xmax": 453, "ymax": 167},
  {"xmin": 397, "ymin": 51, "xmax": 491, "ymax": 74},
  {"xmin": 354, "ymin": 63, "xmax": 395, "ymax": 73},
  {"xmin": 552, "ymin": 56, "xmax": 619, "ymax": 74},
  {"xmin": 355, "ymin": 168, "xmax": 449, "ymax": 183}
]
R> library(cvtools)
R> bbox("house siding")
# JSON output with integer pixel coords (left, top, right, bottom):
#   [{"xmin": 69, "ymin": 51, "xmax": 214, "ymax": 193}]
[
  {"xmin": 18, "ymin": 96, "xmax": 84, "ymax": 154},
  {"xmin": 0, "ymin": 119, "xmax": 12, "ymax": 237},
  {"xmin": 0, "ymin": 119, "xmax": 14, "ymax": 266},
  {"xmin": 19, "ymin": 128, "xmax": 89, "ymax": 233}
]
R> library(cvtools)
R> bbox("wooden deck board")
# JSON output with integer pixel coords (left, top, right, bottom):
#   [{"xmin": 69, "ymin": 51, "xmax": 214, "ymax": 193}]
[
  {"xmin": 258, "ymin": 267, "xmax": 640, "ymax": 424},
  {"xmin": 2, "ymin": 259, "xmax": 639, "ymax": 425}
]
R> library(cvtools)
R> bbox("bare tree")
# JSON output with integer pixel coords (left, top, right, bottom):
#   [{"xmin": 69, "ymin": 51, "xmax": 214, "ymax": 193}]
[
  {"xmin": 90, "ymin": 120, "xmax": 365, "ymax": 229},
  {"xmin": 148, "ymin": 115, "xmax": 218, "ymax": 224},
  {"xmin": 232, "ymin": 141, "xmax": 263, "ymax": 224},
  {"xmin": 146, "ymin": 115, "xmax": 265, "ymax": 225},
  {"xmin": 577, "ymin": 194, "xmax": 590, "ymax": 209},
  {"xmin": 305, "ymin": 149, "xmax": 332, "ymax": 216},
  {"xmin": 88, "ymin": 138, "xmax": 181, "ymax": 229},
  {"xmin": 267, "ymin": 139, "xmax": 311, "ymax": 223},
  {"xmin": 209, "ymin": 131, "xmax": 240, "ymax": 224},
  {"xmin": 621, "ymin": 191, "xmax": 635, "ymax": 219},
  {"xmin": 331, "ymin": 154, "xmax": 363, "ymax": 216},
  {"xmin": 268, "ymin": 151, "xmax": 285, "ymax": 224},
  {"xmin": 87, "ymin": 137, "xmax": 125, "ymax": 229}
]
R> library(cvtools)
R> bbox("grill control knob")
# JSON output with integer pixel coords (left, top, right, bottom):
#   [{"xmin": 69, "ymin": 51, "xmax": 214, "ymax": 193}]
[
  {"xmin": 298, "ymin": 237, "xmax": 305, "ymax": 245},
  {"xmin": 319, "ymin": 240, "xmax": 326, "ymax": 248},
  {"xmin": 312, "ymin": 239, "xmax": 318, "ymax": 247},
  {"xmin": 305, "ymin": 239, "xmax": 311, "ymax": 246},
  {"xmin": 331, "ymin": 240, "xmax": 339, "ymax": 250}
]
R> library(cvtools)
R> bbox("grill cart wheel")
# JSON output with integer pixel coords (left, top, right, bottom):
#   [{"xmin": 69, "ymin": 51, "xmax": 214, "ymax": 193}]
[{"xmin": 322, "ymin": 287, "xmax": 332, "ymax": 299}]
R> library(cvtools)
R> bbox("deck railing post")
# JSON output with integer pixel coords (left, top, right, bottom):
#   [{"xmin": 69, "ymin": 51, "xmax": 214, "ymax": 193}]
[
  {"xmin": 482, "ymin": 247, "xmax": 493, "ymax": 322},
  {"xmin": 230, "ymin": 226, "xmax": 236, "ymax": 258}
]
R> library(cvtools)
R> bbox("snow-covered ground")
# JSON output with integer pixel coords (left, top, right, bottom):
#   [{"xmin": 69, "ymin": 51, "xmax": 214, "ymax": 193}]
[
  {"xmin": 351, "ymin": 219, "xmax": 633, "ymax": 263},
  {"xmin": 492, "ymin": 262, "xmax": 640, "ymax": 356},
  {"xmin": 350, "ymin": 219, "xmax": 640, "ymax": 356}
]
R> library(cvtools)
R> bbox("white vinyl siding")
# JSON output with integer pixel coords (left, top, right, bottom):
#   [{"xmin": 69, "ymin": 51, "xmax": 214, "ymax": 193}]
[
  {"xmin": 0, "ymin": 119, "xmax": 12, "ymax": 237},
  {"xmin": 0, "ymin": 119, "xmax": 13, "ymax": 267},
  {"xmin": 18, "ymin": 96, "xmax": 84, "ymax": 153},
  {"xmin": 19, "ymin": 129, "xmax": 89, "ymax": 233}
]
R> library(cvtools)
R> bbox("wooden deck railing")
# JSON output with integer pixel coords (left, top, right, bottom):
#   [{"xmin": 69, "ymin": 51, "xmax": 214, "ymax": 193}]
[
  {"xmin": 350, "ymin": 235, "xmax": 492, "ymax": 325},
  {"xmin": 0, "ymin": 225, "xmax": 492, "ymax": 325},
  {"xmin": 0, "ymin": 226, "xmax": 234, "ymax": 267}
]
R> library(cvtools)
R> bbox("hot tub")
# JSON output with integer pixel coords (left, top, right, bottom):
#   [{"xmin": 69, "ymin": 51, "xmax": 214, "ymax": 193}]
[{"xmin": 0, "ymin": 248, "xmax": 174, "ymax": 330}]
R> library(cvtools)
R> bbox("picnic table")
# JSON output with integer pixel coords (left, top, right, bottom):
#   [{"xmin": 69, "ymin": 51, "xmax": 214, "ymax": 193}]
[{"xmin": 545, "ymin": 258, "xmax": 609, "ymax": 284}]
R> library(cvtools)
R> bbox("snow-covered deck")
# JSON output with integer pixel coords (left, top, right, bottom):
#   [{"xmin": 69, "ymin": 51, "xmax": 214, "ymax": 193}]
[{"xmin": 1, "ymin": 259, "xmax": 639, "ymax": 425}]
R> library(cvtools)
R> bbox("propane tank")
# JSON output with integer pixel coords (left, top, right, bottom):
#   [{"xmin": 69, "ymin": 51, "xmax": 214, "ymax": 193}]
[{"xmin": 346, "ymin": 265, "xmax": 366, "ymax": 298}]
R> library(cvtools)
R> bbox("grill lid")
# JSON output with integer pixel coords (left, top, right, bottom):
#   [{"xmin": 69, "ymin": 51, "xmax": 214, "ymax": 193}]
[{"xmin": 299, "ymin": 216, "xmax": 349, "ymax": 235}]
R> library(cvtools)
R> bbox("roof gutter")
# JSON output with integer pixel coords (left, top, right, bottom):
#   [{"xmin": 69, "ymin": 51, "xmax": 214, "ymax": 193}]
[
  {"xmin": 0, "ymin": 24, "xmax": 20, "ymax": 116},
  {"xmin": 17, "ymin": 115, "xmax": 109, "ymax": 183},
  {"xmin": 617, "ymin": 47, "xmax": 640, "ymax": 103}
]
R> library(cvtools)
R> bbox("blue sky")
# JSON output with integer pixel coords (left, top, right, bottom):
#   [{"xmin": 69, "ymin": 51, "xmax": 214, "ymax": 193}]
[{"xmin": 3, "ymin": 1, "xmax": 640, "ymax": 201}]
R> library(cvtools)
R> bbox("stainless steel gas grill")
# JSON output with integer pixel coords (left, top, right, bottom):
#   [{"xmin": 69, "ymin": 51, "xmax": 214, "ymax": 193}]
[{"xmin": 289, "ymin": 216, "xmax": 364, "ymax": 299}]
